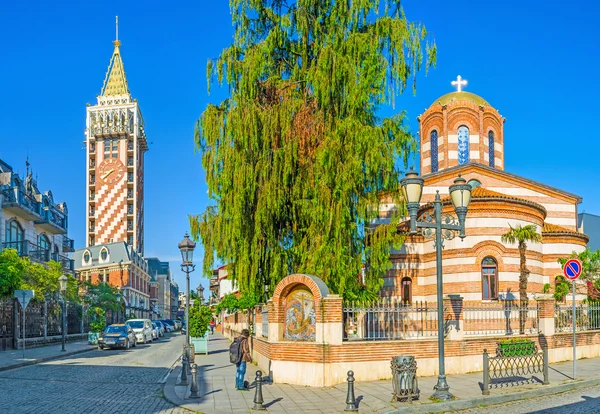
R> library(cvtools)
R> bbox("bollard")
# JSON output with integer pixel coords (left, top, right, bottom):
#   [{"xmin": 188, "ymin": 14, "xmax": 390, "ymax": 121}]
[
  {"xmin": 180, "ymin": 352, "xmax": 188, "ymax": 385},
  {"xmin": 253, "ymin": 370, "xmax": 266, "ymax": 411},
  {"xmin": 188, "ymin": 363, "xmax": 200, "ymax": 398},
  {"xmin": 344, "ymin": 370, "xmax": 358, "ymax": 412}
]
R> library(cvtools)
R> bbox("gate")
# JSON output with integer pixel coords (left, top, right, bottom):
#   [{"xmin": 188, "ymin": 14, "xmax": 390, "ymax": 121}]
[{"xmin": 0, "ymin": 300, "xmax": 15, "ymax": 351}]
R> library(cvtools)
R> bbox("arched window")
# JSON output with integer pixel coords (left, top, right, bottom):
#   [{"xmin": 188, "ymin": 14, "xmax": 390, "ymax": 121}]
[
  {"xmin": 83, "ymin": 250, "xmax": 92, "ymax": 265},
  {"xmin": 430, "ymin": 130, "xmax": 439, "ymax": 173},
  {"xmin": 100, "ymin": 247, "xmax": 109, "ymax": 262},
  {"xmin": 482, "ymin": 257, "xmax": 498, "ymax": 300},
  {"xmin": 401, "ymin": 277, "xmax": 412, "ymax": 304},
  {"xmin": 488, "ymin": 131, "xmax": 495, "ymax": 168},
  {"xmin": 38, "ymin": 234, "xmax": 51, "ymax": 261},
  {"xmin": 458, "ymin": 126, "xmax": 470, "ymax": 165},
  {"xmin": 468, "ymin": 179, "xmax": 481, "ymax": 189},
  {"xmin": 5, "ymin": 220, "xmax": 24, "ymax": 254}
]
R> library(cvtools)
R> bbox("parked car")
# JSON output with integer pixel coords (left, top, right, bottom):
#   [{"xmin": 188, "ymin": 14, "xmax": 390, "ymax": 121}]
[
  {"xmin": 153, "ymin": 321, "xmax": 165, "ymax": 337},
  {"xmin": 126, "ymin": 319, "xmax": 153, "ymax": 344},
  {"xmin": 162, "ymin": 320, "xmax": 176, "ymax": 332},
  {"xmin": 174, "ymin": 320, "xmax": 182, "ymax": 330},
  {"xmin": 98, "ymin": 324, "xmax": 137, "ymax": 350},
  {"xmin": 151, "ymin": 322, "xmax": 160, "ymax": 340}
]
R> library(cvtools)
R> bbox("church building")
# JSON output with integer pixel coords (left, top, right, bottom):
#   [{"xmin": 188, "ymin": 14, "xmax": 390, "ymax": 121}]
[{"xmin": 383, "ymin": 78, "xmax": 589, "ymax": 303}]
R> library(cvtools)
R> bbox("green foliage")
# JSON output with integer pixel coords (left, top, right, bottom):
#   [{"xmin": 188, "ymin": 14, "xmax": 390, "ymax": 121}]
[
  {"xmin": 553, "ymin": 275, "xmax": 571, "ymax": 301},
  {"xmin": 81, "ymin": 281, "xmax": 123, "ymax": 312},
  {"xmin": 189, "ymin": 303, "xmax": 213, "ymax": 337},
  {"xmin": 88, "ymin": 307, "xmax": 106, "ymax": 333},
  {"xmin": 0, "ymin": 249, "xmax": 25, "ymax": 298},
  {"xmin": 191, "ymin": 0, "xmax": 435, "ymax": 299},
  {"xmin": 542, "ymin": 283, "xmax": 550, "ymax": 294},
  {"xmin": 558, "ymin": 248, "xmax": 600, "ymax": 282},
  {"xmin": 500, "ymin": 224, "xmax": 542, "ymax": 247},
  {"xmin": 215, "ymin": 293, "xmax": 239, "ymax": 314},
  {"xmin": 237, "ymin": 292, "xmax": 259, "ymax": 310},
  {"xmin": 343, "ymin": 286, "xmax": 381, "ymax": 304}
]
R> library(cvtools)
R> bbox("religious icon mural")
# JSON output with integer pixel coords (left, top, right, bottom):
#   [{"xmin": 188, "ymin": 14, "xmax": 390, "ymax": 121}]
[{"xmin": 284, "ymin": 287, "xmax": 316, "ymax": 341}]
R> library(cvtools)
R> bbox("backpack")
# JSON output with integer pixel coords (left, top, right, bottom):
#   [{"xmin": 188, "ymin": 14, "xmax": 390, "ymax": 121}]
[{"xmin": 229, "ymin": 337, "xmax": 243, "ymax": 364}]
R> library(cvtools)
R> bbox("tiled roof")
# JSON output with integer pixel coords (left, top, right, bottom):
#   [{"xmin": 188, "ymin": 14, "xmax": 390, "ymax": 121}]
[
  {"xmin": 543, "ymin": 223, "xmax": 580, "ymax": 235},
  {"xmin": 438, "ymin": 186, "xmax": 546, "ymax": 213}
]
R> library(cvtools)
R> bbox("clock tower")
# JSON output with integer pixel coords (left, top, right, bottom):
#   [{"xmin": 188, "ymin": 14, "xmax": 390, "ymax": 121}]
[{"xmin": 85, "ymin": 22, "xmax": 147, "ymax": 253}]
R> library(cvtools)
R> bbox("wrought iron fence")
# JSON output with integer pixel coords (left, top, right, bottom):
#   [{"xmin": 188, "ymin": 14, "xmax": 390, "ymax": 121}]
[
  {"xmin": 555, "ymin": 302, "xmax": 600, "ymax": 332},
  {"xmin": 463, "ymin": 301, "xmax": 539, "ymax": 336},
  {"xmin": 343, "ymin": 301, "xmax": 439, "ymax": 340},
  {"xmin": 0, "ymin": 300, "xmax": 15, "ymax": 351},
  {"xmin": 261, "ymin": 307, "xmax": 268, "ymax": 338},
  {"xmin": 46, "ymin": 301, "xmax": 63, "ymax": 336}
]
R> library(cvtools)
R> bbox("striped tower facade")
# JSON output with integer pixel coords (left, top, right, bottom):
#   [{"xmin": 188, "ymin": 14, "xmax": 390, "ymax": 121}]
[{"xmin": 85, "ymin": 33, "xmax": 147, "ymax": 254}]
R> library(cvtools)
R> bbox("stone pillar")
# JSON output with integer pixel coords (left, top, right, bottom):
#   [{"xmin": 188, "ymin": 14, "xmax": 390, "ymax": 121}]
[
  {"xmin": 254, "ymin": 305, "xmax": 263, "ymax": 337},
  {"xmin": 267, "ymin": 299, "xmax": 283, "ymax": 342},
  {"xmin": 316, "ymin": 295, "xmax": 343, "ymax": 345},
  {"xmin": 443, "ymin": 294, "xmax": 464, "ymax": 341},
  {"xmin": 534, "ymin": 294, "xmax": 555, "ymax": 337}
]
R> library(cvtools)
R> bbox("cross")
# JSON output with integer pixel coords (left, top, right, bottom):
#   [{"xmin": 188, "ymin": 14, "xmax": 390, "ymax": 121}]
[
  {"xmin": 451, "ymin": 75, "xmax": 467, "ymax": 92},
  {"xmin": 116, "ymin": 16, "xmax": 119, "ymax": 41}
]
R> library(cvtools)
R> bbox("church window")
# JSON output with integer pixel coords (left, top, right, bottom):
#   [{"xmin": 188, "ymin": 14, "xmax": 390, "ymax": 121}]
[
  {"xmin": 482, "ymin": 257, "xmax": 498, "ymax": 300},
  {"xmin": 488, "ymin": 131, "xmax": 495, "ymax": 168},
  {"xmin": 6, "ymin": 220, "xmax": 24, "ymax": 254},
  {"xmin": 468, "ymin": 179, "xmax": 481, "ymax": 189},
  {"xmin": 401, "ymin": 277, "xmax": 412, "ymax": 304},
  {"xmin": 430, "ymin": 130, "xmax": 439, "ymax": 173},
  {"xmin": 458, "ymin": 126, "xmax": 470, "ymax": 165}
]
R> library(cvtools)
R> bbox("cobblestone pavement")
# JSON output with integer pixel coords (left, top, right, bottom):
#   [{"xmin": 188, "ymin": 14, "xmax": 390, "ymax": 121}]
[
  {"xmin": 0, "ymin": 333, "xmax": 192, "ymax": 414},
  {"xmin": 455, "ymin": 385, "xmax": 600, "ymax": 414}
]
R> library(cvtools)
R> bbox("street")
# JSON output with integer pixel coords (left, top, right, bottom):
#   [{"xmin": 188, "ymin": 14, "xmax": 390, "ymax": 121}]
[
  {"xmin": 0, "ymin": 334, "xmax": 188, "ymax": 414},
  {"xmin": 457, "ymin": 385, "xmax": 600, "ymax": 414}
]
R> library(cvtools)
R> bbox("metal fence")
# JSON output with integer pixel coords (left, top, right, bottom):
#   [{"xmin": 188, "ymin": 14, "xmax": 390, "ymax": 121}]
[
  {"xmin": 463, "ymin": 301, "xmax": 539, "ymax": 336},
  {"xmin": 555, "ymin": 302, "xmax": 600, "ymax": 332},
  {"xmin": 343, "ymin": 301, "xmax": 439, "ymax": 340},
  {"xmin": 261, "ymin": 307, "xmax": 268, "ymax": 338}
]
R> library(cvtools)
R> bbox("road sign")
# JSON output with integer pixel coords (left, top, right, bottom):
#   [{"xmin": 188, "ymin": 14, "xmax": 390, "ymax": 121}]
[
  {"xmin": 14, "ymin": 290, "xmax": 34, "ymax": 310},
  {"xmin": 563, "ymin": 259, "xmax": 582, "ymax": 281}
]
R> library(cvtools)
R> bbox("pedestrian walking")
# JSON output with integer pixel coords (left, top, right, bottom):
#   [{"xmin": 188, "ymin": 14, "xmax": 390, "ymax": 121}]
[
  {"xmin": 229, "ymin": 329, "xmax": 252, "ymax": 390},
  {"xmin": 210, "ymin": 319, "xmax": 215, "ymax": 335}
]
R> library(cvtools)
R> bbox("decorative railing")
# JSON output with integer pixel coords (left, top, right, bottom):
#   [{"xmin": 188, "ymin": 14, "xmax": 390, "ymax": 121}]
[
  {"xmin": 51, "ymin": 252, "xmax": 74, "ymax": 272},
  {"xmin": 343, "ymin": 300, "xmax": 439, "ymax": 340},
  {"xmin": 39, "ymin": 207, "xmax": 67, "ymax": 230},
  {"xmin": 555, "ymin": 302, "xmax": 600, "ymax": 332},
  {"xmin": 2, "ymin": 188, "xmax": 41, "ymax": 215},
  {"xmin": 2, "ymin": 241, "xmax": 50, "ymax": 263},
  {"xmin": 61, "ymin": 235, "xmax": 74, "ymax": 251},
  {"xmin": 463, "ymin": 301, "xmax": 539, "ymax": 336}
]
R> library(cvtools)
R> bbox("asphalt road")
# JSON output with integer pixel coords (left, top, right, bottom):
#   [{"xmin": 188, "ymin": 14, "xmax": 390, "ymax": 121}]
[
  {"xmin": 456, "ymin": 385, "xmax": 600, "ymax": 414},
  {"xmin": 0, "ymin": 332, "xmax": 189, "ymax": 414}
]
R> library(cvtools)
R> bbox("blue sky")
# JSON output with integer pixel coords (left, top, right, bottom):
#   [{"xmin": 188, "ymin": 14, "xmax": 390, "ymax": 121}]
[{"xmin": 1, "ymin": 0, "xmax": 598, "ymax": 292}]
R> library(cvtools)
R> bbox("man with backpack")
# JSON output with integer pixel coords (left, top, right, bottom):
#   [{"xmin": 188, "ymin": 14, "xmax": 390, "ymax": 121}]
[{"xmin": 229, "ymin": 329, "xmax": 252, "ymax": 390}]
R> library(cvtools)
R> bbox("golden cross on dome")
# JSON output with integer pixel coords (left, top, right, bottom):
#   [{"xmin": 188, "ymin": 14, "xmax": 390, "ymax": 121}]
[
  {"xmin": 116, "ymin": 16, "xmax": 119, "ymax": 41},
  {"xmin": 451, "ymin": 75, "xmax": 467, "ymax": 92}
]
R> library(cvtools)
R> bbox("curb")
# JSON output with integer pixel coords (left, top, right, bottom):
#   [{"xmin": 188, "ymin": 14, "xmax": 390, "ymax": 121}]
[
  {"xmin": 163, "ymin": 364, "xmax": 203, "ymax": 412},
  {"xmin": 386, "ymin": 377, "xmax": 600, "ymax": 413},
  {"xmin": 0, "ymin": 347, "xmax": 96, "ymax": 373}
]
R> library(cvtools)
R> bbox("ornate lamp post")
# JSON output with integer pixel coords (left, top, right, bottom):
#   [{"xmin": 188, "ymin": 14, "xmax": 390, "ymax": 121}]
[
  {"xmin": 178, "ymin": 233, "xmax": 196, "ymax": 383},
  {"xmin": 196, "ymin": 285, "xmax": 205, "ymax": 305},
  {"xmin": 400, "ymin": 171, "xmax": 472, "ymax": 401},
  {"xmin": 58, "ymin": 275, "xmax": 68, "ymax": 352}
]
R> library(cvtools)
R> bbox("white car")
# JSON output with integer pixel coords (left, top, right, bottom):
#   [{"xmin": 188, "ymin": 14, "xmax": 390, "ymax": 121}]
[
  {"xmin": 151, "ymin": 322, "xmax": 160, "ymax": 340},
  {"xmin": 126, "ymin": 319, "xmax": 153, "ymax": 344}
]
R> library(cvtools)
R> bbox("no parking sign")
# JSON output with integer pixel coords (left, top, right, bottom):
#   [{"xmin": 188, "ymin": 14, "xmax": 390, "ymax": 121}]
[
  {"xmin": 563, "ymin": 258, "xmax": 582, "ymax": 379},
  {"xmin": 563, "ymin": 258, "xmax": 582, "ymax": 280}
]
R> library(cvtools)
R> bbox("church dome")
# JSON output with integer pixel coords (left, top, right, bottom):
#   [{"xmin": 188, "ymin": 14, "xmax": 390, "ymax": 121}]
[{"xmin": 431, "ymin": 91, "xmax": 489, "ymax": 107}]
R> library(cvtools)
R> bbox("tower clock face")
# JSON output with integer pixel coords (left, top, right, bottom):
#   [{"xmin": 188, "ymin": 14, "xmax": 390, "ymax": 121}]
[{"xmin": 97, "ymin": 158, "xmax": 126, "ymax": 185}]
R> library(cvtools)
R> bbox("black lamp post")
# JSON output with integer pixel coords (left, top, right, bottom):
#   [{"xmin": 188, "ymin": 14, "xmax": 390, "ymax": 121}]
[
  {"xmin": 178, "ymin": 233, "xmax": 196, "ymax": 382},
  {"xmin": 400, "ymin": 171, "xmax": 472, "ymax": 401},
  {"xmin": 58, "ymin": 275, "xmax": 68, "ymax": 352},
  {"xmin": 196, "ymin": 284, "xmax": 204, "ymax": 305}
]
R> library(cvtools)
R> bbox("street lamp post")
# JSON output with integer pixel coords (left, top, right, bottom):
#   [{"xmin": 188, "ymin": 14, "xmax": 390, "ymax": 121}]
[
  {"xmin": 58, "ymin": 275, "xmax": 68, "ymax": 352},
  {"xmin": 196, "ymin": 285, "xmax": 204, "ymax": 305},
  {"xmin": 178, "ymin": 233, "xmax": 196, "ymax": 382},
  {"xmin": 401, "ymin": 171, "xmax": 472, "ymax": 401}
]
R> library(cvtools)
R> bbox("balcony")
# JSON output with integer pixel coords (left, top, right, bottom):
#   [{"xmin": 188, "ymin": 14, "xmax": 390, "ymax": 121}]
[
  {"xmin": 1, "ymin": 188, "xmax": 42, "ymax": 221},
  {"xmin": 35, "ymin": 207, "xmax": 67, "ymax": 235},
  {"xmin": 51, "ymin": 252, "xmax": 75, "ymax": 273},
  {"xmin": 62, "ymin": 235, "xmax": 75, "ymax": 252},
  {"xmin": 2, "ymin": 240, "xmax": 50, "ymax": 263}
]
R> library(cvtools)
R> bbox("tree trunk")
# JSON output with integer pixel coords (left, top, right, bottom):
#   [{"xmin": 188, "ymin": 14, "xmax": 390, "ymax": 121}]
[{"xmin": 518, "ymin": 243, "xmax": 530, "ymax": 334}]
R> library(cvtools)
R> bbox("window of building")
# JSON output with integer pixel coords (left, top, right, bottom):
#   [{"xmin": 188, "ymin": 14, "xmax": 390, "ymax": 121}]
[
  {"xmin": 100, "ymin": 247, "xmax": 109, "ymax": 262},
  {"xmin": 6, "ymin": 220, "xmax": 25, "ymax": 255},
  {"xmin": 482, "ymin": 257, "xmax": 498, "ymax": 300},
  {"xmin": 430, "ymin": 130, "xmax": 439, "ymax": 173},
  {"xmin": 468, "ymin": 179, "xmax": 481, "ymax": 189},
  {"xmin": 488, "ymin": 131, "xmax": 495, "ymax": 168},
  {"xmin": 83, "ymin": 250, "xmax": 91, "ymax": 265},
  {"xmin": 458, "ymin": 126, "xmax": 470, "ymax": 165},
  {"xmin": 401, "ymin": 277, "xmax": 412, "ymax": 304},
  {"xmin": 38, "ymin": 234, "xmax": 50, "ymax": 261},
  {"xmin": 103, "ymin": 138, "xmax": 119, "ymax": 159}
]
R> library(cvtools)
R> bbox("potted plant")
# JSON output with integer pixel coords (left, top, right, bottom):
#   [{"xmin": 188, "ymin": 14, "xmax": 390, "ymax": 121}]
[
  {"xmin": 189, "ymin": 303, "xmax": 213, "ymax": 355},
  {"xmin": 497, "ymin": 338, "xmax": 536, "ymax": 357},
  {"xmin": 88, "ymin": 307, "xmax": 106, "ymax": 345}
]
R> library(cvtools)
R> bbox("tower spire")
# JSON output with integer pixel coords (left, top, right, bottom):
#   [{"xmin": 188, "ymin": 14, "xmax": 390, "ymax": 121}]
[{"xmin": 100, "ymin": 16, "xmax": 130, "ymax": 97}]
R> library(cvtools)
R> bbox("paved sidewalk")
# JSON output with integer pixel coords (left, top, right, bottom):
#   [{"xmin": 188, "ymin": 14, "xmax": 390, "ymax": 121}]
[
  {"xmin": 0, "ymin": 340, "xmax": 96, "ymax": 372},
  {"xmin": 164, "ymin": 334, "xmax": 600, "ymax": 413}
]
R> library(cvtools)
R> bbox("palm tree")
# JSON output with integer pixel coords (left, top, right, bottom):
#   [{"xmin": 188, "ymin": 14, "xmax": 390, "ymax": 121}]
[{"xmin": 501, "ymin": 224, "xmax": 542, "ymax": 334}]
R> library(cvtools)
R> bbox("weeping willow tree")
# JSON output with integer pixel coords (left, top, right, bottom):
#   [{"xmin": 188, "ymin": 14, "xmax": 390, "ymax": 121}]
[{"xmin": 191, "ymin": 0, "xmax": 436, "ymax": 299}]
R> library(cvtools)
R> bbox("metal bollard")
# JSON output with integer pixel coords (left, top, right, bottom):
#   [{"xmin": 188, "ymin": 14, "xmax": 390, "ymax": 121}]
[
  {"xmin": 344, "ymin": 370, "xmax": 358, "ymax": 412},
  {"xmin": 180, "ymin": 352, "xmax": 188, "ymax": 385},
  {"xmin": 188, "ymin": 363, "xmax": 200, "ymax": 398},
  {"xmin": 253, "ymin": 370, "xmax": 266, "ymax": 411}
]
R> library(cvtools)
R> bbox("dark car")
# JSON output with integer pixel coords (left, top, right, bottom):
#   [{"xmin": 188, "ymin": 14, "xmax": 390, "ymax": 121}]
[
  {"xmin": 98, "ymin": 324, "xmax": 137, "ymax": 350},
  {"xmin": 161, "ymin": 320, "xmax": 176, "ymax": 332}
]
